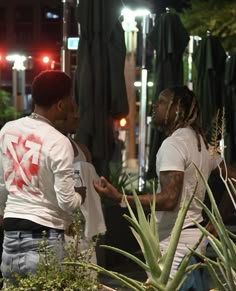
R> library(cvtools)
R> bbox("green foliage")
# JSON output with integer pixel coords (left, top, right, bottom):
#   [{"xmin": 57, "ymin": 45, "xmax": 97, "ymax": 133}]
[
  {"xmin": 3, "ymin": 213, "xmax": 99, "ymax": 291},
  {"xmin": 109, "ymin": 164, "xmax": 158, "ymax": 196},
  {"xmin": 70, "ymin": 185, "xmax": 201, "ymax": 290},
  {"xmin": 208, "ymin": 109, "xmax": 226, "ymax": 155},
  {"xmin": 109, "ymin": 164, "xmax": 138, "ymax": 194},
  {"xmin": 193, "ymin": 163, "xmax": 236, "ymax": 291},
  {"xmin": 194, "ymin": 107, "xmax": 236, "ymax": 290},
  {"xmin": 180, "ymin": 0, "xmax": 236, "ymax": 52},
  {"xmin": 0, "ymin": 90, "xmax": 18, "ymax": 126},
  {"xmin": 79, "ymin": 162, "xmax": 236, "ymax": 290}
]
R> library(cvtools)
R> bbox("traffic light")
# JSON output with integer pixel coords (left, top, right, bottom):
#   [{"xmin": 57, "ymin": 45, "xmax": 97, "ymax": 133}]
[
  {"xmin": 40, "ymin": 54, "xmax": 55, "ymax": 69},
  {"xmin": 42, "ymin": 55, "xmax": 51, "ymax": 64}
]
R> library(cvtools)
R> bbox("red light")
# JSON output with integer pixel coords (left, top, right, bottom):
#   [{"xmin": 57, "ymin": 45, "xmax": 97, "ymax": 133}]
[
  {"xmin": 0, "ymin": 54, "xmax": 5, "ymax": 62},
  {"xmin": 120, "ymin": 118, "xmax": 127, "ymax": 127},
  {"xmin": 42, "ymin": 56, "xmax": 50, "ymax": 64},
  {"xmin": 0, "ymin": 54, "xmax": 6, "ymax": 65}
]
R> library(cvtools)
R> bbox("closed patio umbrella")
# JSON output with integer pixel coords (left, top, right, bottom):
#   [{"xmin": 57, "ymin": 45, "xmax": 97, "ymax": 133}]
[
  {"xmin": 75, "ymin": 0, "xmax": 129, "ymax": 175},
  {"xmin": 147, "ymin": 10, "xmax": 189, "ymax": 178},
  {"xmin": 193, "ymin": 34, "xmax": 226, "ymax": 136}
]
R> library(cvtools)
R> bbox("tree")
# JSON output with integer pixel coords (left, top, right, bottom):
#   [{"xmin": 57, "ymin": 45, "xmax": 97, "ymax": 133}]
[
  {"xmin": 180, "ymin": 0, "xmax": 236, "ymax": 52},
  {"xmin": 0, "ymin": 90, "xmax": 18, "ymax": 128}
]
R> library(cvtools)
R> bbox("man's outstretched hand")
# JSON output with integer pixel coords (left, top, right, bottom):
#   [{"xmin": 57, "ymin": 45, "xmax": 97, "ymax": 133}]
[{"xmin": 93, "ymin": 176, "xmax": 122, "ymax": 203}]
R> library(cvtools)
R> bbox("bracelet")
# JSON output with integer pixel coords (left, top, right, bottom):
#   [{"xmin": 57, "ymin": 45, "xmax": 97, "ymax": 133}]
[{"xmin": 119, "ymin": 195, "xmax": 127, "ymax": 208}]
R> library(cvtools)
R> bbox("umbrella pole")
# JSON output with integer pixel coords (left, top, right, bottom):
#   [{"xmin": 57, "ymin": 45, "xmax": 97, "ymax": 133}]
[{"xmin": 138, "ymin": 15, "xmax": 149, "ymax": 191}]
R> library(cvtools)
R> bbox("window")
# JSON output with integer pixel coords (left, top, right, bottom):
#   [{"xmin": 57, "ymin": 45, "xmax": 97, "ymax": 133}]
[
  {"xmin": 15, "ymin": 6, "xmax": 33, "ymax": 23},
  {"xmin": 15, "ymin": 24, "xmax": 33, "ymax": 46},
  {"xmin": 41, "ymin": 5, "xmax": 61, "ymax": 22},
  {"xmin": 0, "ymin": 6, "xmax": 6, "ymax": 22},
  {"xmin": 0, "ymin": 7, "xmax": 6, "ymax": 43}
]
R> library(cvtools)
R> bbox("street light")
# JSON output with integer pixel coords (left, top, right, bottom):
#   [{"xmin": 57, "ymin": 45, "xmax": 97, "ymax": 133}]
[
  {"xmin": 134, "ymin": 81, "xmax": 154, "ymax": 87},
  {"xmin": 6, "ymin": 54, "xmax": 26, "ymax": 112}
]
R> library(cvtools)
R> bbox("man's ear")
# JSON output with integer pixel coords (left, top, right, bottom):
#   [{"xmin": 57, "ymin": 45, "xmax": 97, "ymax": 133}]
[{"xmin": 57, "ymin": 99, "xmax": 64, "ymax": 112}]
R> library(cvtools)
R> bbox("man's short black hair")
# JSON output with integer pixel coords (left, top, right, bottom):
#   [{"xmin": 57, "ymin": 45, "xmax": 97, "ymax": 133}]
[{"xmin": 32, "ymin": 70, "xmax": 72, "ymax": 106}]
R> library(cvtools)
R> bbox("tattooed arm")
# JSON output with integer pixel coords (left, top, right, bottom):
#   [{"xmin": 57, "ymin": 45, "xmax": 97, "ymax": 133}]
[
  {"xmin": 93, "ymin": 170, "xmax": 184, "ymax": 211},
  {"xmin": 126, "ymin": 171, "xmax": 183, "ymax": 210}
]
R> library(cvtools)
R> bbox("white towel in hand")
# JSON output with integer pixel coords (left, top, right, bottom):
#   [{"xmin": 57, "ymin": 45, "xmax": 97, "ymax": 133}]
[{"xmin": 74, "ymin": 160, "xmax": 107, "ymax": 239}]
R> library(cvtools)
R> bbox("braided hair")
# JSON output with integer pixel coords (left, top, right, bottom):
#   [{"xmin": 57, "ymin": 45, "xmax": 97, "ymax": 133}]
[{"xmin": 164, "ymin": 86, "xmax": 208, "ymax": 151}]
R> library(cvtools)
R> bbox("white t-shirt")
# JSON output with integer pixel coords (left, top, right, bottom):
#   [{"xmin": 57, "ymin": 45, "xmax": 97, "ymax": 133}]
[
  {"xmin": 0, "ymin": 117, "xmax": 82, "ymax": 230},
  {"xmin": 156, "ymin": 127, "xmax": 222, "ymax": 239}
]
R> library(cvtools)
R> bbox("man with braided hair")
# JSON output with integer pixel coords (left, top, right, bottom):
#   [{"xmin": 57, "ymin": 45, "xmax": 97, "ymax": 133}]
[{"xmin": 94, "ymin": 86, "xmax": 236, "ymax": 277}]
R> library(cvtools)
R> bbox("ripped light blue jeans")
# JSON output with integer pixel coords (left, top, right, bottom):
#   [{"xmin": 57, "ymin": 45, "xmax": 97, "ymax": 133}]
[{"xmin": 1, "ymin": 230, "xmax": 64, "ymax": 285}]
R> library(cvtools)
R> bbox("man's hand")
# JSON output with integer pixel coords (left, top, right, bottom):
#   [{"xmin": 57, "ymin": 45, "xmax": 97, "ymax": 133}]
[
  {"xmin": 75, "ymin": 186, "xmax": 86, "ymax": 204},
  {"xmin": 93, "ymin": 176, "xmax": 122, "ymax": 203},
  {"xmin": 205, "ymin": 222, "xmax": 218, "ymax": 237}
]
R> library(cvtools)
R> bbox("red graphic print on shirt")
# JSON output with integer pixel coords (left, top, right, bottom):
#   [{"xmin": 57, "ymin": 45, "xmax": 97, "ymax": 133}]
[{"xmin": 3, "ymin": 132, "xmax": 42, "ymax": 194}]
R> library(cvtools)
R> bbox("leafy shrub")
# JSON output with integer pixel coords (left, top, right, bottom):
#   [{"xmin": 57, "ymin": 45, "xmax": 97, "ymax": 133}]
[
  {"xmin": 0, "ymin": 90, "xmax": 18, "ymax": 127},
  {"xmin": 3, "ymin": 211, "xmax": 99, "ymax": 291}
]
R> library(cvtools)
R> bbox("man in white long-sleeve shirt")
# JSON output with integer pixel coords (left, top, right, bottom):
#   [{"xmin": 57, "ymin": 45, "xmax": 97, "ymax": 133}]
[{"xmin": 0, "ymin": 70, "xmax": 86, "ymax": 284}]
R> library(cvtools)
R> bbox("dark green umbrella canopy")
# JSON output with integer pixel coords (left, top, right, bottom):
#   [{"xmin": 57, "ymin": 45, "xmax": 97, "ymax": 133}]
[
  {"xmin": 147, "ymin": 11, "xmax": 189, "ymax": 178},
  {"xmin": 224, "ymin": 53, "xmax": 236, "ymax": 164},
  {"xmin": 149, "ymin": 11, "xmax": 189, "ymax": 97},
  {"xmin": 75, "ymin": 0, "xmax": 129, "ymax": 171},
  {"xmin": 193, "ymin": 35, "xmax": 226, "ymax": 136}
]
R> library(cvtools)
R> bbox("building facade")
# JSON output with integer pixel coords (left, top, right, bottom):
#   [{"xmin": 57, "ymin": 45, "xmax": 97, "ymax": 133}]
[{"xmin": 0, "ymin": 0, "xmax": 77, "ymax": 99}]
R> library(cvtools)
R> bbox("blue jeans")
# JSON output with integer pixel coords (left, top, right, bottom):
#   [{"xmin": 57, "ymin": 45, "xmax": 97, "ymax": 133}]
[{"xmin": 1, "ymin": 230, "xmax": 64, "ymax": 285}]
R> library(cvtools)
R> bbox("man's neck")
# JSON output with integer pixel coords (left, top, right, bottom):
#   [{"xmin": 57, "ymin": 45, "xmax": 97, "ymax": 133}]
[{"xmin": 33, "ymin": 106, "xmax": 55, "ymax": 124}]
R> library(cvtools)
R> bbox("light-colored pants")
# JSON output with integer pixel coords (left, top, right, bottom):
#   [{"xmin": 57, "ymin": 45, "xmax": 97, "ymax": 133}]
[
  {"xmin": 1, "ymin": 230, "xmax": 64, "ymax": 285},
  {"xmin": 160, "ymin": 228, "xmax": 207, "ymax": 278}
]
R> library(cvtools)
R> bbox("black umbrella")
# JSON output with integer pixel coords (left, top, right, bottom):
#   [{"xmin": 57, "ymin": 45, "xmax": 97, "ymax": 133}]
[
  {"xmin": 193, "ymin": 34, "xmax": 226, "ymax": 135},
  {"xmin": 147, "ymin": 11, "xmax": 189, "ymax": 178},
  {"xmin": 224, "ymin": 53, "xmax": 236, "ymax": 164},
  {"xmin": 75, "ymin": 0, "xmax": 129, "ymax": 175}
]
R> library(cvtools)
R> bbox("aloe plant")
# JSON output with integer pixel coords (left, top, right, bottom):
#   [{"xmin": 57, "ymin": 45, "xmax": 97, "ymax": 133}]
[
  {"xmin": 65, "ymin": 181, "xmax": 201, "ymax": 291},
  {"xmin": 192, "ymin": 163, "xmax": 236, "ymax": 291}
]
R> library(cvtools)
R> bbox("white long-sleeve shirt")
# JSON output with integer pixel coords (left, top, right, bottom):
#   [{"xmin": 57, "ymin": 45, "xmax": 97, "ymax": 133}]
[{"xmin": 0, "ymin": 117, "xmax": 81, "ymax": 230}]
